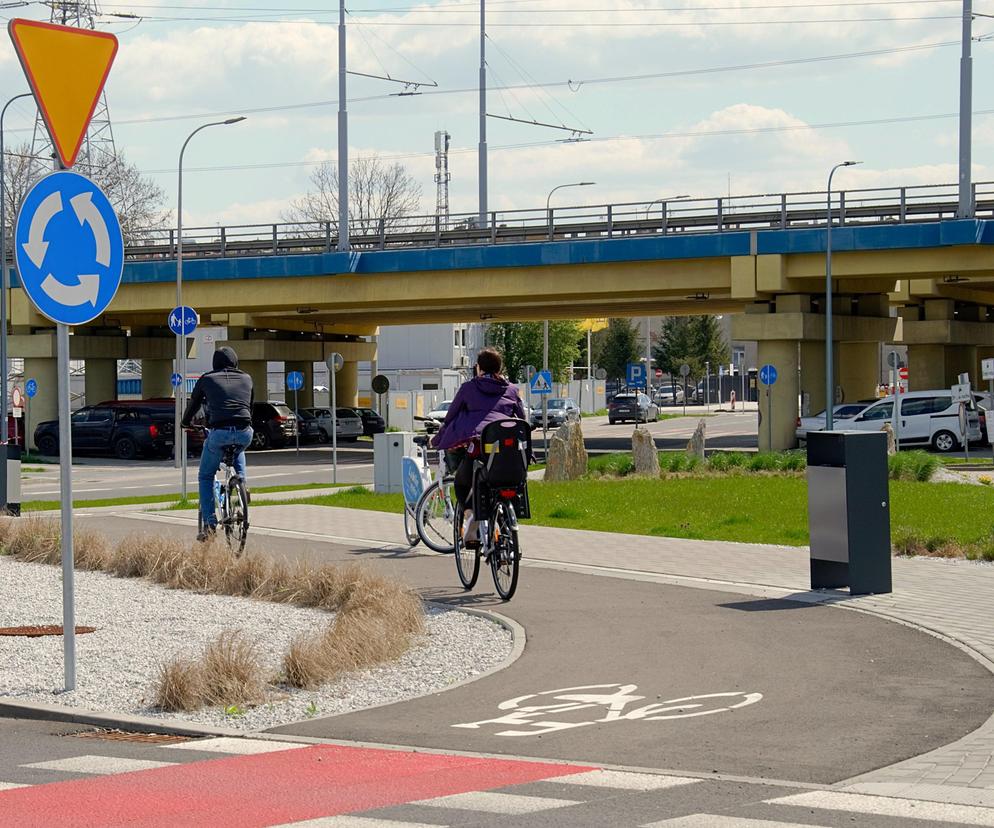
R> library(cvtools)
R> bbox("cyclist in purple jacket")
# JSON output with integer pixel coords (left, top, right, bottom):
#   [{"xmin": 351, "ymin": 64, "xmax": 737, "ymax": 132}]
[{"xmin": 432, "ymin": 348, "xmax": 526, "ymax": 545}]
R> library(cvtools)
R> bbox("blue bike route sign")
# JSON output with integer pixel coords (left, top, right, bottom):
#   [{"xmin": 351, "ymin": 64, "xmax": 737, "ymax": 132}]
[
  {"xmin": 287, "ymin": 370, "xmax": 304, "ymax": 391},
  {"xmin": 168, "ymin": 306, "xmax": 199, "ymax": 336},
  {"xmin": 25, "ymin": 379, "xmax": 37, "ymax": 398},
  {"xmin": 170, "ymin": 372, "xmax": 183, "ymax": 389},
  {"xmin": 14, "ymin": 171, "xmax": 123, "ymax": 326},
  {"xmin": 759, "ymin": 364, "xmax": 778, "ymax": 386}
]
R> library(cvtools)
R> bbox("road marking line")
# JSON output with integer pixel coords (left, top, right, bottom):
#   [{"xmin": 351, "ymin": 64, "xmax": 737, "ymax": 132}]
[
  {"xmin": 270, "ymin": 818, "xmax": 445, "ymax": 827},
  {"xmin": 415, "ymin": 791, "xmax": 576, "ymax": 814},
  {"xmin": 644, "ymin": 816, "xmax": 823, "ymax": 827},
  {"xmin": 0, "ymin": 781, "xmax": 28, "ymax": 791},
  {"xmin": 161, "ymin": 737, "xmax": 309, "ymax": 755},
  {"xmin": 22, "ymin": 755, "xmax": 177, "ymax": 775},
  {"xmin": 556, "ymin": 769, "xmax": 701, "ymax": 790},
  {"xmin": 767, "ymin": 791, "xmax": 994, "ymax": 825}
]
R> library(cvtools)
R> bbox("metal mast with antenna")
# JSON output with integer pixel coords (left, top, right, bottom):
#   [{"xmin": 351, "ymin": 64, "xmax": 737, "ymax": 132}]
[
  {"xmin": 31, "ymin": 1, "xmax": 118, "ymax": 179},
  {"xmin": 434, "ymin": 130, "xmax": 451, "ymax": 229}
]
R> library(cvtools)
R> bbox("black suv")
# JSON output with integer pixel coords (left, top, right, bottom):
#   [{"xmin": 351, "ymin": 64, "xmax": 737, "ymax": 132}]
[
  {"xmin": 34, "ymin": 402, "xmax": 177, "ymax": 459},
  {"xmin": 250, "ymin": 401, "xmax": 298, "ymax": 449}
]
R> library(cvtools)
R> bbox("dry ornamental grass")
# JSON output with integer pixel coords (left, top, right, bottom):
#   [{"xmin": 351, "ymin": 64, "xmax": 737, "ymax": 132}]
[{"xmin": 0, "ymin": 517, "xmax": 426, "ymax": 713}]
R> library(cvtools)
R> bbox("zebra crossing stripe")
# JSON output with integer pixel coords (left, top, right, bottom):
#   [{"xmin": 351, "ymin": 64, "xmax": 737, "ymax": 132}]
[
  {"xmin": 766, "ymin": 791, "xmax": 994, "ymax": 826},
  {"xmin": 643, "ymin": 816, "xmax": 827, "ymax": 827}
]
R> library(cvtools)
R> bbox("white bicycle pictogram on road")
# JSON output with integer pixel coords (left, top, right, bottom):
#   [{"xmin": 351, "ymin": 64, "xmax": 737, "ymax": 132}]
[{"xmin": 452, "ymin": 683, "xmax": 763, "ymax": 737}]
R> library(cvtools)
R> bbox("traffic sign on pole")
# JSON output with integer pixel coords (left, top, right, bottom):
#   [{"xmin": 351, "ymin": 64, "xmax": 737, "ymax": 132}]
[
  {"xmin": 14, "ymin": 172, "xmax": 123, "ymax": 326},
  {"xmin": 287, "ymin": 371, "xmax": 304, "ymax": 391},
  {"xmin": 170, "ymin": 372, "xmax": 183, "ymax": 389},
  {"xmin": 529, "ymin": 370, "xmax": 553, "ymax": 395},
  {"xmin": 167, "ymin": 306, "xmax": 199, "ymax": 337},
  {"xmin": 7, "ymin": 19, "xmax": 118, "ymax": 170},
  {"xmin": 626, "ymin": 362, "xmax": 646, "ymax": 388},
  {"xmin": 11, "ymin": 387, "xmax": 22, "ymax": 409},
  {"xmin": 25, "ymin": 379, "xmax": 37, "ymax": 398},
  {"xmin": 759, "ymin": 364, "xmax": 778, "ymax": 386}
]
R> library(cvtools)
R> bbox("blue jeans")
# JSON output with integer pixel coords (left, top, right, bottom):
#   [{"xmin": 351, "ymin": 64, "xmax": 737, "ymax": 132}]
[{"xmin": 199, "ymin": 426, "xmax": 253, "ymax": 528}]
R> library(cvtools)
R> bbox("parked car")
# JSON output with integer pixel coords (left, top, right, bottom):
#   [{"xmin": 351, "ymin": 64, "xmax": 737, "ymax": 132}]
[
  {"xmin": 94, "ymin": 398, "xmax": 206, "ymax": 456},
  {"xmin": 294, "ymin": 409, "xmax": 323, "ymax": 444},
  {"xmin": 427, "ymin": 400, "xmax": 452, "ymax": 421},
  {"xmin": 250, "ymin": 401, "xmax": 298, "ymax": 450},
  {"xmin": 530, "ymin": 397, "xmax": 580, "ymax": 429},
  {"xmin": 847, "ymin": 390, "xmax": 982, "ymax": 452},
  {"xmin": 355, "ymin": 407, "xmax": 385, "ymax": 436},
  {"xmin": 302, "ymin": 407, "xmax": 363, "ymax": 442},
  {"xmin": 654, "ymin": 384, "xmax": 684, "ymax": 405},
  {"xmin": 608, "ymin": 392, "xmax": 658, "ymax": 424},
  {"xmin": 34, "ymin": 401, "xmax": 178, "ymax": 459},
  {"xmin": 796, "ymin": 401, "xmax": 875, "ymax": 442}
]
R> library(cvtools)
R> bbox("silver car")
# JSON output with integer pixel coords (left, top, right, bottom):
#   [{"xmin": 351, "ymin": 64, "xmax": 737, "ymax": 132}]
[{"xmin": 303, "ymin": 407, "xmax": 363, "ymax": 442}]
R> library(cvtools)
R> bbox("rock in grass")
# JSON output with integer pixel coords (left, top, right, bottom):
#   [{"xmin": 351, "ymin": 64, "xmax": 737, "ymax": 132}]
[
  {"xmin": 686, "ymin": 419, "xmax": 706, "ymax": 459},
  {"xmin": 544, "ymin": 421, "xmax": 587, "ymax": 481},
  {"xmin": 632, "ymin": 427, "xmax": 660, "ymax": 476}
]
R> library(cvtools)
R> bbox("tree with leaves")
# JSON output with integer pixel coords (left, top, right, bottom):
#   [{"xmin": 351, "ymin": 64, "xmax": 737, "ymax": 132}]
[
  {"xmin": 653, "ymin": 315, "xmax": 730, "ymax": 384},
  {"xmin": 594, "ymin": 318, "xmax": 642, "ymax": 382},
  {"xmin": 485, "ymin": 320, "xmax": 581, "ymax": 383},
  {"xmin": 283, "ymin": 154, "xmax": 423, "ymax": 234}
]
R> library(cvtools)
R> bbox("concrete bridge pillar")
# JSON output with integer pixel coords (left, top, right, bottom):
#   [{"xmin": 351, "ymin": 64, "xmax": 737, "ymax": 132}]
[
  {"xmin": 285, "ymin": 361, "xmax": 314, "ymax": 409},
  {"xmin": 23, "ymin": 356, "xmax": 57, "ymax": 452},
  {"xmin": 335, "ymin": 361, "xmax": 359, "ymax": 408},
  {"xmin": 241, "ymin": 361, "xmax": 269, "ymax": 401},
  {"xmin": 84, "ymin": 358, "xmax": 117, "ymax": 406},
  {"xmin": 837, "ymin": 342, "xmax": 879, "ymax": 404},
  {"xmin": 756, "ymin": 339, "xmax": 799, "ymax": 453},
  {"xmin": 798, "ymin": 340, "xmax": 826, "ymax": 417},
  {"xmin": 141, "ymin": 359, "xmax": 174, "ymax": 399}
]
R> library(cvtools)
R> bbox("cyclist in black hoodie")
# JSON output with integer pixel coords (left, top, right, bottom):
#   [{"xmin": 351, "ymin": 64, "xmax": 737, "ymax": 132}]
[{"xmin": 182, "ymin": 346, "xmax": 254, "ymax": 541}]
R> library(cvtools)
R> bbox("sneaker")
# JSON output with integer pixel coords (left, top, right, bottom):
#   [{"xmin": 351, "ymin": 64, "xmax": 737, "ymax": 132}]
[
  {"xmin": 196, "ymin": 525, "xmax": 217, "ymax": 543},
  {"xmin": 462, "ymin": 510, "xmax": 480, "ymax": 549}
]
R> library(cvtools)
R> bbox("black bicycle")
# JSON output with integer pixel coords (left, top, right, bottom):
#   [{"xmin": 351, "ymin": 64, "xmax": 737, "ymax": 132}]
[
  {"xmin": 193, "ymin": 430, "xmax": 250, "ymax": 554},
  {"xmin": 453, "ymin": 418, "xmax": 531, "ymax": 601}
]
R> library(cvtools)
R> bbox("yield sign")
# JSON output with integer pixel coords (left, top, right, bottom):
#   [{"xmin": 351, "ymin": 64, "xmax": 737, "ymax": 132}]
[{"xmin": 7, "ymin": 19, "xmax": 118, "ymax": 169}]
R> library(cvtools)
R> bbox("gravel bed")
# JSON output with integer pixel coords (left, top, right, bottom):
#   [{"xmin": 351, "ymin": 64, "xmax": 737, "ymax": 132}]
[{"xmin": 0, "ymin": 556, "xmax": 514, "ymax": 731}]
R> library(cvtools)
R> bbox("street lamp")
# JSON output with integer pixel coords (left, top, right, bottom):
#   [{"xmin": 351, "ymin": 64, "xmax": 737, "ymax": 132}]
[
  {"xmin": 541, "ymin": 182, "xmax": 596, "ymax": 457},
  {"xmin": 174, "ymin": 116, "xmax": 246, "ymax": 498},
  {"xmin": 645, "ymin": 194, "xmax": 690, "ymax": 222},
  {"xmin": 0, "ymin": 92, "xmax": 33, "ymax": 447},
  {"xmin": 825, "ymin": 160, "xmax": 862, "ymax": 431}
]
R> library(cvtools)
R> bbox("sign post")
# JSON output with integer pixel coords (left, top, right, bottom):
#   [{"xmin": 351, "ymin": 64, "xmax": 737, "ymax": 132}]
[
  {"xmin": 327, "ymin": 353, "xmax": 343, "ymax": 483},
  {"xmin": 167, "ymin": 305, "xmax": 198, "ymax": 496},
  {"xmin": 529, "ymin": 368, "xmax": 553, "ymax": 457},
  {"xmin": 679, "ymin": 363, "xmax": 690, "ymax": 416},
  {"xmin": 25, "ymin": 379, "xmax": 36, "ymax": 453},
  {"xmin": 372, "ymin": 374, "xmax": 390, "ymax": 430},
  {"xmin": 287, "ymin": 371, "xmax": 304, "ymax": 455},
  {"xmin": 953, "ymin": 378, "xmax": 972, "ymax": 461},
  {"xmin": 9, "ymin": 18, "xmax": 122, "ymax": 693},
  {"xmin": 759, "ymin": 363, "xmax": 778, "ymax": 452}
]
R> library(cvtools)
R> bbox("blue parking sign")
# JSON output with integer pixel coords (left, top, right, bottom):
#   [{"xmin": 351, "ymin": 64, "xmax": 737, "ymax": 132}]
[{"xmin": 626, "ymin": 362, "xmax": 646, "ymax": 387}]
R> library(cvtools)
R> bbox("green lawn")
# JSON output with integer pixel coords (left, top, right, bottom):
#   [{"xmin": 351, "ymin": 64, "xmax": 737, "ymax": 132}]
[{"xmin": 268, "ymin": 477, "xmax": 994, "ymax": 548}]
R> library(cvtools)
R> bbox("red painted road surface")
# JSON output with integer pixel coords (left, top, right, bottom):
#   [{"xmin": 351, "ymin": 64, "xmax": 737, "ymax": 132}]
[{"xmin": 0, "ymin": 743, "xmax": 594, "ymax": 828}]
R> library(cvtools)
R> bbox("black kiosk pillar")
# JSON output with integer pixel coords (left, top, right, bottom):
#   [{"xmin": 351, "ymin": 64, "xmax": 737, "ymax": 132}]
[{"xmin": 806, "ymin": 430, "xmax": 891, "ymax": 595}]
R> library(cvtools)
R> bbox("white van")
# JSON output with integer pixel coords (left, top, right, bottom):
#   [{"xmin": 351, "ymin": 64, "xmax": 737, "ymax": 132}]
[{"xmin": 847, "ymin": 390, "xmax": 981, "ymax": 452}]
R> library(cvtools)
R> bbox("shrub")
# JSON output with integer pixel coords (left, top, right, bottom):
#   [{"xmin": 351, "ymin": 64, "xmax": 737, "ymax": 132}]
[
  {"xmin": 747, "ymin": 453, "xmax": 780, "ymax": 472},
  {"xmin": 888, "ymin": 451, "xmax": 938, "ymax": 482},
  {"xmin": 587, "ymin": 453, "xmax": 634, "ymax": 477}
]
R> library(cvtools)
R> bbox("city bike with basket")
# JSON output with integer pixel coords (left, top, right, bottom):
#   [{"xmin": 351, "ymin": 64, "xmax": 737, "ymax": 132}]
[
  {"xmin": 453, "ymin": 417, "xmax": 532, "ymax": 601},
  {"xmin": 401, "ymin": 418, "xmax": 457, "ymax": 552}
]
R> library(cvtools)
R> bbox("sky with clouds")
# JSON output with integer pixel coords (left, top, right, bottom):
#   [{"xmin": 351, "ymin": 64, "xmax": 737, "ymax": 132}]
[{"xmin": 0, "ymin": 0, "xmax": 988, "ymax": 227}]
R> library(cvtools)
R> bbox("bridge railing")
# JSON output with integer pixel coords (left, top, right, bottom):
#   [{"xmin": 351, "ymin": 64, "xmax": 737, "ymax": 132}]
[{"xmin": 122, "ymin": 180, "xmax": 994, "ymax": 261}]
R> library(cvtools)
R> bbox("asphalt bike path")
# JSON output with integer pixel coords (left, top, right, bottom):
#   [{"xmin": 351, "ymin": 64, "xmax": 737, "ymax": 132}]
[{"xmin": 73, "ymin": 510, "xmax": 994, "ymax": 786}]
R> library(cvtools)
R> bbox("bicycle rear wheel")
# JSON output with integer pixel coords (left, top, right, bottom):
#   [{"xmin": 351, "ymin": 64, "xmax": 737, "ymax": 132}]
[
  {"xmin": 416, "ymin": 480, "xmax": 456, "ymax": 553},
  {"xmin": 225, "ymin": 476, "xmax": 250, "ymax": 555},
  {"xmin": 403, "ymin": 503, "xmax": 421, "ymax": 547},
  {"xmin": 490, "ymin": 500, "xmax": 520, "ymax": 601},
  {"xmin": 454, "ymin": 506, "xmax": 480, "ymax": 589}
]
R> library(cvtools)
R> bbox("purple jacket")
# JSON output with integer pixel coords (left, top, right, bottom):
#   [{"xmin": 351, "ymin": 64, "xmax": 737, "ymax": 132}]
[{"xmin": 431, "ymin": 374, "xmax": 525, "ymax": 450}]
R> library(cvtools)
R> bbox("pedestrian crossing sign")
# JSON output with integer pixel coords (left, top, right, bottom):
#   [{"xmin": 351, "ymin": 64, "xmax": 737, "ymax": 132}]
[{"xmin": 530, "ymin": 370, "xmax": 553, "ymax": 395}]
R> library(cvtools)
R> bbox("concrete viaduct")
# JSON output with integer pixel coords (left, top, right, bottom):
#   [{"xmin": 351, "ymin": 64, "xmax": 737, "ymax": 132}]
[{"xmin": 9, "ymin": 185, "xmax": 994, "ymax": 451}]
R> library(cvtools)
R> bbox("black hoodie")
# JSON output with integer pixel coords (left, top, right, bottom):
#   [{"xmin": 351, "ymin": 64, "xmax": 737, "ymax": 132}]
[{"xmin": 181, "ymin": 346, "xmax": 254, "ymax": 428}]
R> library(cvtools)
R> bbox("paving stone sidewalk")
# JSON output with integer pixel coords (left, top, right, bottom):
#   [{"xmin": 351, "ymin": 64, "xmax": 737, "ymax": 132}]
[{"xmin": 133, "ymin": 502, "xmax": 994, "ymax": 805}]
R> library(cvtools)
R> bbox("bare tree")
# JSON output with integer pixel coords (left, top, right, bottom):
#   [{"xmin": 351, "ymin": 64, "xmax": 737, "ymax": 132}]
[
  {"xmin": 284, "ymin": 154, "xmax": 424, "ymax": 237},
  {"xmin": 2, "ymin": 143, "xmax": 169, "ymax": 245}
]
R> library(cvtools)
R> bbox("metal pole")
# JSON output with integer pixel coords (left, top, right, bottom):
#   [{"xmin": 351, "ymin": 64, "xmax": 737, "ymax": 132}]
[
  {"xmin": 57, "ymin": 322, "xmax": 75, "ymax": 691},
  {"xmin": 645, "ymin": 316, "xmax": 651, "ymax": 396},
  {"xmin": 705, "ymin": 362, "xmax": 710, "ymax": 413},
  {"xmin": 478, "ymin": 0, "xmax": 487, "ymax": 227},
  {"xmin": 767, "ymin": 386, "xmax": 773, "ymax": 452},
  {"xmin": 543, "ymin": 319, "xmax": 549, "ymax": 458},
  {"xmin": 331, "ymin": 372, "xmax": 338, "ymax": 484},
  {"xmin": 294, "ymin": 386, "xmax": 299, "ymax": 454},
  {"xmin": 338, "ymin": 0, "xmax": 350, "ymax": 250},
  {"xmin": 892, "ymin": 368, "xmax": 902, "ymax": 451},
  {"xmin": 989, "ymin": 377, "xmax": 993, "ymax": 464},
  {"xmin": 0, "ymin": 93, "xmax": 32, "ymax": 449},
  {"xmin": 958, "ymin": 0, "xmax": 974, "ymax": 218}
]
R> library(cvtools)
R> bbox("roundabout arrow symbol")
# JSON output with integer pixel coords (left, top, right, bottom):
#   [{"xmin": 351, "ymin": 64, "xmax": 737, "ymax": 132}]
[
  {"xmin": 40, "ymin": 273, "xmax": 100, "ymax": 307},
  {"xmin": 70, "ymin": 192, "xmax": 110, "ymax": 266},
  {"xmin": 22, "ymin": 191, "xmax": 62, "ymax": 268}
]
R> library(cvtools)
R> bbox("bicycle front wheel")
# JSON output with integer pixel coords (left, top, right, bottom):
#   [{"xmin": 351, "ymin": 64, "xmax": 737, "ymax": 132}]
[
  {"xmin": 454, "ymin": 506, "xmax": 480, "ymax": 590},
  {"xmin": 225, "ymin": 476, "xmax": 250, "ymax": 555},
  {"xmin": 416, "ymin": 480, "xmax": 456, "ymax": 553},
  {"xmin": 490, "ymin": 500, "xmax": 520, "ymax": 601},
  {"xmin": 403, "ymin": 503, "xmax": 421, "ymax": 547}
]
